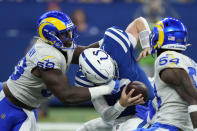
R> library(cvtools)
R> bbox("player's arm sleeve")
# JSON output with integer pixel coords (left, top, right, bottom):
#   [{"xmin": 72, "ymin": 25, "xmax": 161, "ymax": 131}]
[
  {"xmin": 156, "ymin": 51, "xmax": 197, "ymax": 102},
  {"xmin": 159, "ymin": 60, "xmax": 197, "ymax": 128},
  {"xmin": 92, "ymin": 96, "xmax": 126, "ymax": 122}
]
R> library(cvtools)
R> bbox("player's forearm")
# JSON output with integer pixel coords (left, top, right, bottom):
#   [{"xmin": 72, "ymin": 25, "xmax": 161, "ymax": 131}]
[
  {"xmin": 56, "ymin": 86, "xmax": 110, "ymax": 105},
  {"xmin": 93, "ymin": 97, "xmax": 125, "ymax": 122},
  {"xmin": 126, "ymin": 17, "xmax": 149, "ymax": 39},
  {"xmin": 103, "ymin": 101, "xmax": 126, "ymax": 122},
  {"xmin": 126, "ymin": 17, "xmax": 150, "ymax": 49},
  {"xmin": 53, "ymin": 86, "xmax": 91, "ymax": 105},
  {"xmin": 101, "ymin": 106, "xmax": 124, "ymax": 122},
  {"xmin": 135, "ymin": 17, "xmax": 150, "ymax": 34},
  {"xmin": 62, "ymin": 83, "xmax": 115, "ymax": 104}
]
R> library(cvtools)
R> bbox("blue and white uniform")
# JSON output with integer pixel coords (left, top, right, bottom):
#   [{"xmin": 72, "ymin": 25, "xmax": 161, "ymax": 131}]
[
  {"xmin": 0, "ymin": 37, "xmax": 74, "ymax": 131},
  {"xmin": 134, "ymin": 51, "xmax": 195, "ymax": 131},
  {"xmin": 75, "ymin": 26, "xmax": 154, "ymax": 131}
]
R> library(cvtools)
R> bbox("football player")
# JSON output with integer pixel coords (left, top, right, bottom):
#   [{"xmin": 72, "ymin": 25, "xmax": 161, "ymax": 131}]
[
  {"xmin": 75, "ymin": 17, "xmax": 155, "ymax": 131},
  {"xmin": 135, "ymin": 17, "xmax": 197, "ymax": 131},
  {"xmin": 0, "ymin": 10, "xmax": 120, "ymax": 131}
]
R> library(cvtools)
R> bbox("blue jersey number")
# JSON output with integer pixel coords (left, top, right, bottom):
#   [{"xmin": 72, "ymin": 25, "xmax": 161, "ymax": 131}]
[
  {"xmin": 188, "ymin": 67, "xmax": 197, "ymax": 88},
  {"xmin": 37, "ymin": 61, "xmax": 55, "ymax": 69},
  {"xmin": 159, "ymin": 57, "xmax": 179, "ymax": 66},
  {"xmin": 11, "ymin": 57, "xmax": 27, "ymax": 80}
]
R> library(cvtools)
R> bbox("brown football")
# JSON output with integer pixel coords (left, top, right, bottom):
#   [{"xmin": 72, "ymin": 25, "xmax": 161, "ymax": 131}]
[{"xmin": 125, "ymin": 81, "xmax": 149, "ymax": 102}]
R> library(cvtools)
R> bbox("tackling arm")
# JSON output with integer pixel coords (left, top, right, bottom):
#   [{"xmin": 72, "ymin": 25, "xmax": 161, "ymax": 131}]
[
  {"xmin": 39, "ymin": 68, "xmax": 119, "ymax": 104},
  {"xmin": 160, "ymin": 68, "xmax": 197, "ymax": 128},
  {"xmin": 40, "ymin": 69, "xmax": 91, "ymax": 104}
]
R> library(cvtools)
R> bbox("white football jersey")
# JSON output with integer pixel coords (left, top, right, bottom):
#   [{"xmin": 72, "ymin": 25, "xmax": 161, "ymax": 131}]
[
  {"xmin": 152, "ymin": 51, "xmax": 197, "ymax": 131},
  {"xmin": 7, "ymin": 38, "xmax": 74, "ymax": 108}
]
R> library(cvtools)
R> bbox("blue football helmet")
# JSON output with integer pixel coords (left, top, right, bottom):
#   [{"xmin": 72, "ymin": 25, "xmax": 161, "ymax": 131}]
[
  {"xmin": 150, "ymin": 17, "xmax": 188, "ymax": 54},
  {"xmin": 37, "ymin": 10, "xmax": 78, "ymax": 51}
]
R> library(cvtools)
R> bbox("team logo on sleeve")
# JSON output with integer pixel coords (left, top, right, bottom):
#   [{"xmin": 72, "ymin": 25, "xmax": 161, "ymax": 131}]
[{"xmin": 37, "ymin": 56, "xmax": 55, "ymax": 69}]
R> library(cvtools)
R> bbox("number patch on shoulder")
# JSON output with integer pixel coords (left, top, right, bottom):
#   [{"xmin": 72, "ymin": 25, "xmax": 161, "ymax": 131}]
[
  {"xmin": 159, "ymin": 57, "xmax": 179, "ymax": 66},
  {"xmin": 37, "ymin": 59, "xmax": 55, "ymax": 69}
]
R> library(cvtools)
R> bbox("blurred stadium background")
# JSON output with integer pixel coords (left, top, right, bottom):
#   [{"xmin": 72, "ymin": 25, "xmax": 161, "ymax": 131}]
[{"xmin": 0, "ymin": 0, "xmax": 196, "ymax": 130}]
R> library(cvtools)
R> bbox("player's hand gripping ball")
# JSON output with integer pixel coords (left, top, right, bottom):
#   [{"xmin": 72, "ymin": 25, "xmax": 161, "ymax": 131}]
[{"xmin": 126, "ymin": 81, "xmax": 149, "ymax": 102}]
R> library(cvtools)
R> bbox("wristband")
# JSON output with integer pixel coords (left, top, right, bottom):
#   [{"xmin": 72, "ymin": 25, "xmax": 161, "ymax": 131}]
[
  {"xmin": 188, "ymin": 105, "xmax": 197, "ymax": 113},
  {"xmin": 89, "ymin": 85, "xmax": 110, "ymax": 100},
  {"xmin": 139, "ymin": 17, "xmax": 151, "ymax": 49},
  {"xmin": 139, "ymin": 30, "xmax": 150, "ymax": 49}
]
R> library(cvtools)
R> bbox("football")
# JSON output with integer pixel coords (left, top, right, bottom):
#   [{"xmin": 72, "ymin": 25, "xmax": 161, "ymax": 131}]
[{"xmin": 125, "ymin": 81, "xmax": 149, "ymax": 102}]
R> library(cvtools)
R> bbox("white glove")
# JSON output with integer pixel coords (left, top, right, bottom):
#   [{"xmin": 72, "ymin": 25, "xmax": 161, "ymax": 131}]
[{"xmin": 89, "ymin": 80, "xmax": 120, "ymax": 100}]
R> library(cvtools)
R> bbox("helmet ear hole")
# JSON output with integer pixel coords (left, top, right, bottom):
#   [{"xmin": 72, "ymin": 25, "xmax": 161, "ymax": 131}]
[
  {"xmin": 45, "ymin": 31, "xmax": 55, "ymax": 41},
  {"xmin": 165, "ymin": 22, "xmax": 169, "ymax": 27},
  {"xmin": 154, "ymin": 40, "xmax": 158, "ymax": 43}
]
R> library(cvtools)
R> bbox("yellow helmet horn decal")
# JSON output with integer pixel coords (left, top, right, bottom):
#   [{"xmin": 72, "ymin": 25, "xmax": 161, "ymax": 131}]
[
  {"xmin": 154, "ymin": 22, "xmax": 164, "ymax": 49},
  {"xmin": 42, "ymin": 17, "xmax": 67, "ymax": 31},
  {"xmin": 38, "ymin": 22, "xmax": 50, "ymax": 42},
  {"xmin": 38, "ymin": 17, "xmax": 67, "ymax": 45}
]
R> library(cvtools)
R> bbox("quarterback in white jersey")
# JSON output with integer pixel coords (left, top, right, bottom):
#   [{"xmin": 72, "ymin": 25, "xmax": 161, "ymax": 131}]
[
  {"xmin": 0, "ymin": 11, "xmax": 121, "ymax": 131},
  {"xmin": 135, "ymin": 17, "xmax": 197, "ymax": 131},
  {"xmin": 75, "ymin": 17, "xmax": 154, "ymax": 131}
]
